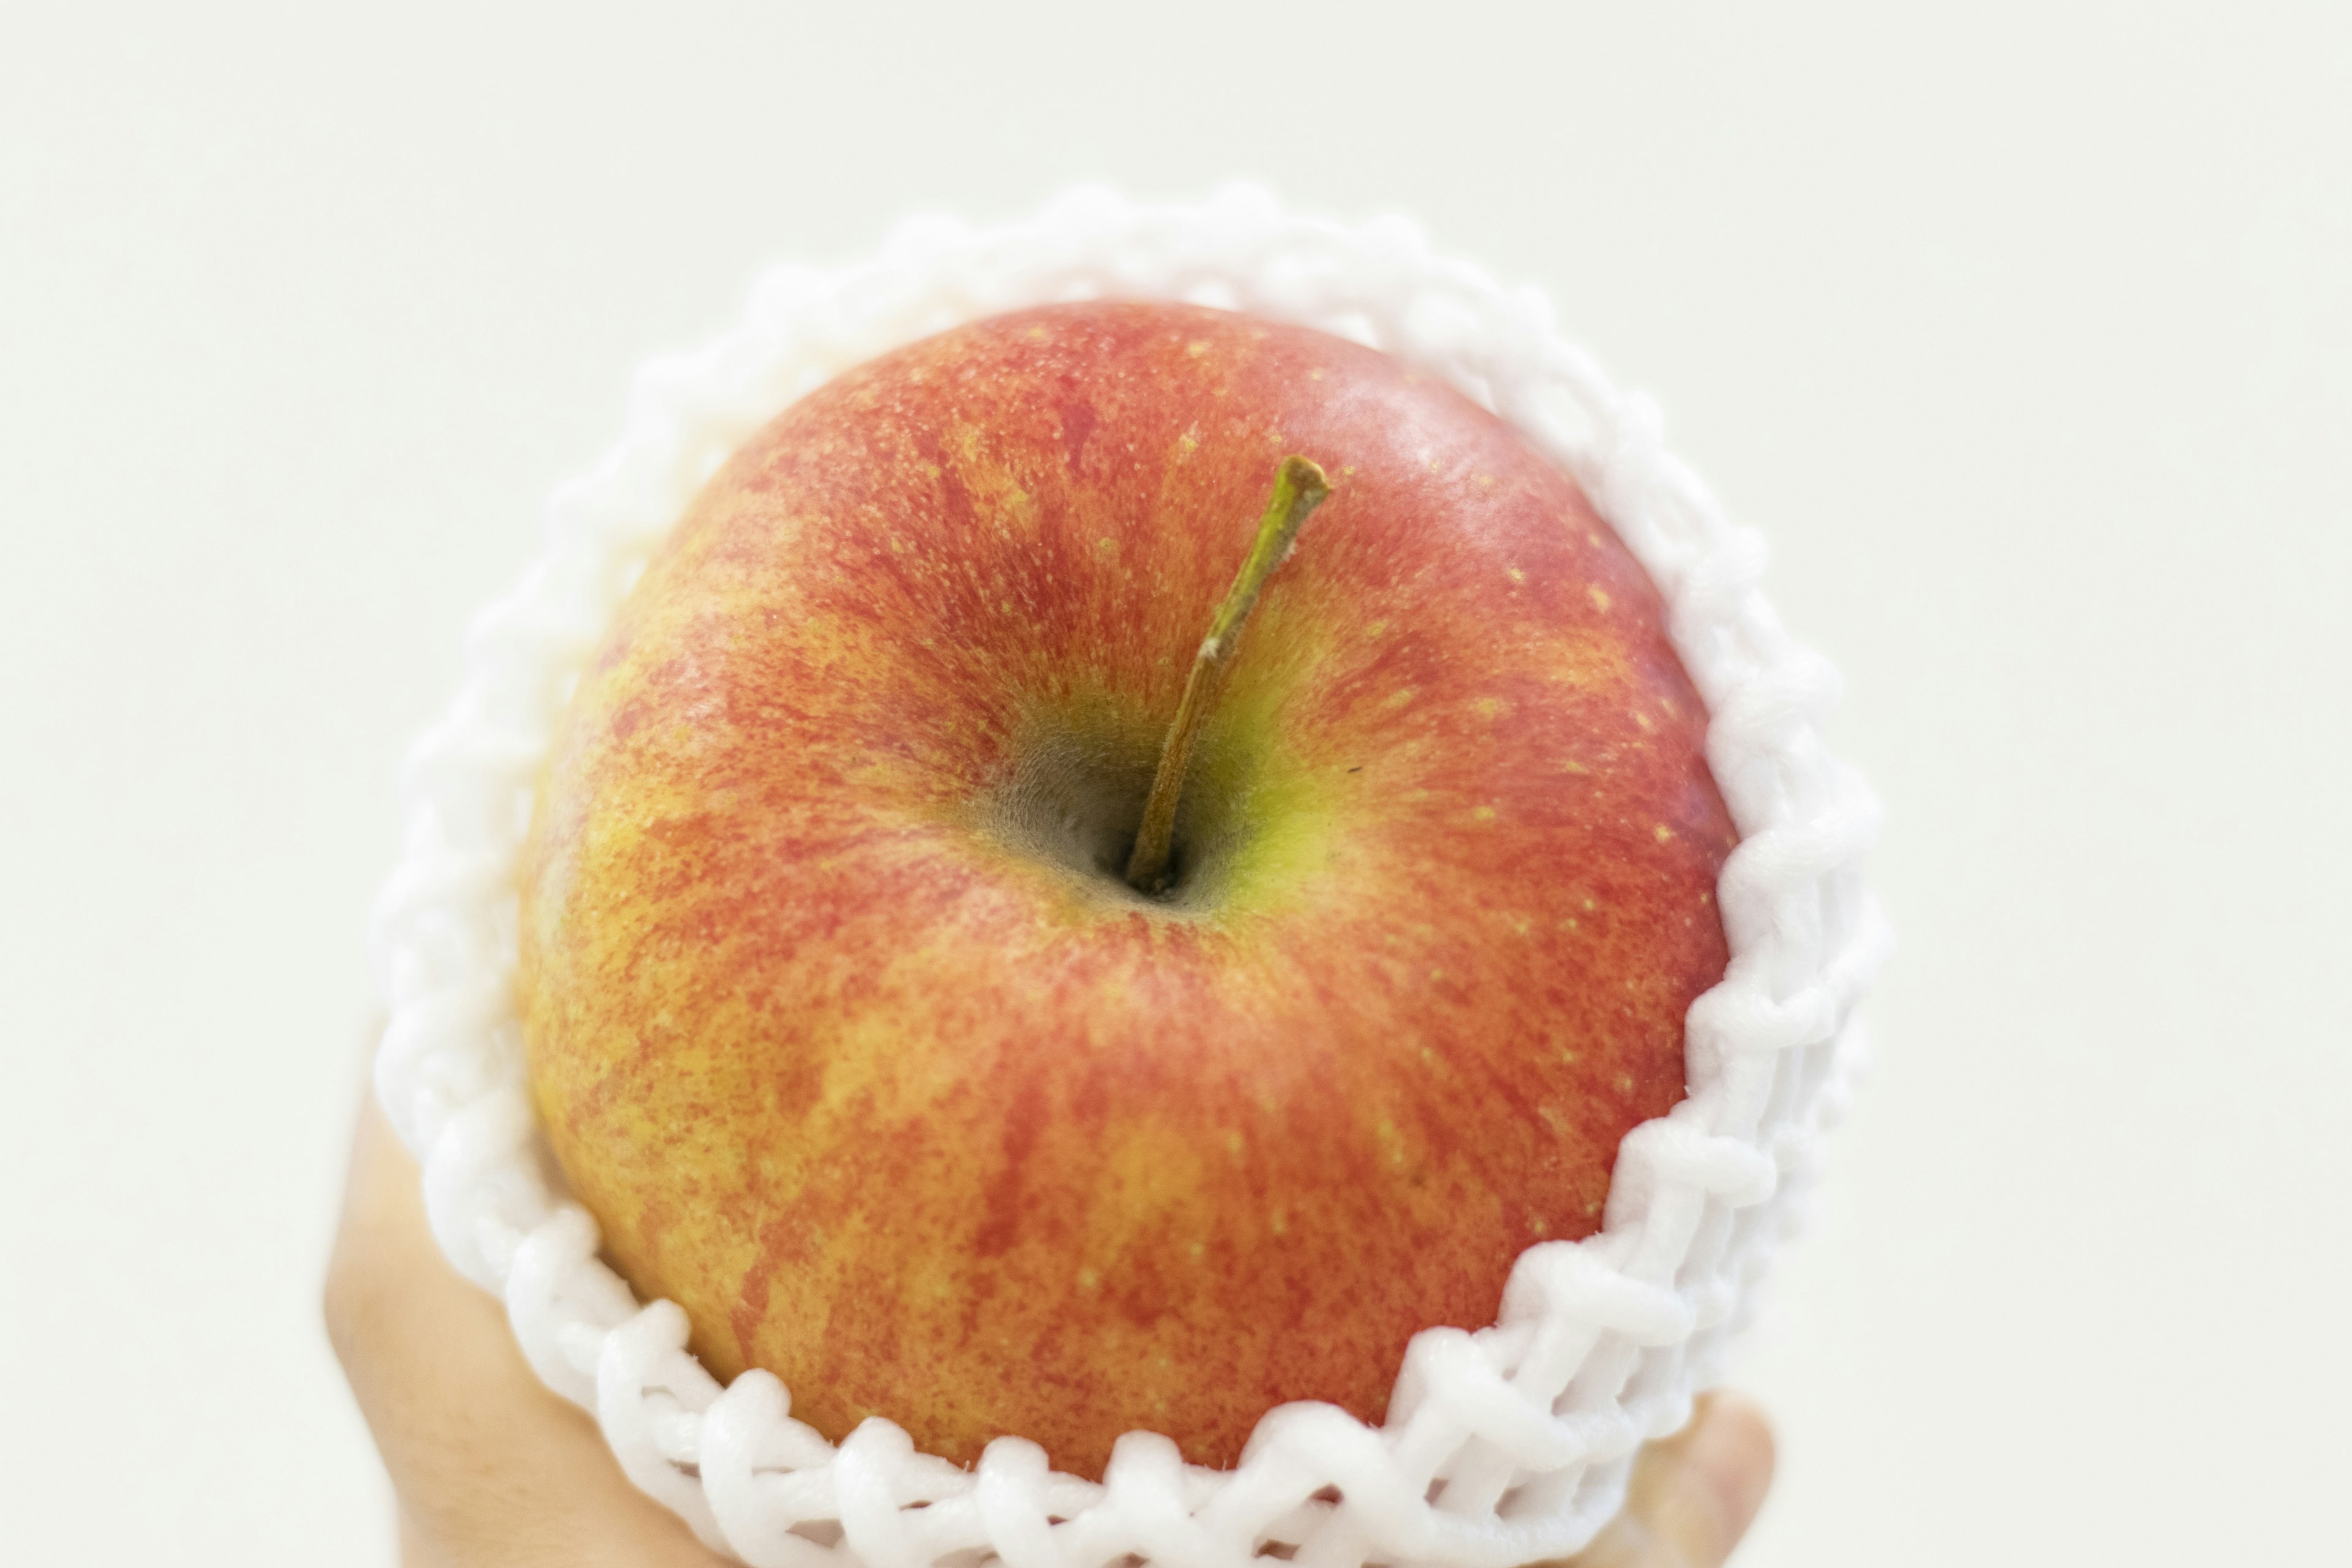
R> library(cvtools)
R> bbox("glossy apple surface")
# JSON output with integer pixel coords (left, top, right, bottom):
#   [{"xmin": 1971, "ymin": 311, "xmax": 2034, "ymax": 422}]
[{"xmin": 519, "ymin": 301, "xmax": 1736, "ymax": 1477}]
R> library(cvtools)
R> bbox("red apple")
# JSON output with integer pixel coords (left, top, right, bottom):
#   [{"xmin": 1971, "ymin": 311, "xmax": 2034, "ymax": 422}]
[{"xmin": 518, "ymin": 301, "xmax": 1736, "ymax": 1480}]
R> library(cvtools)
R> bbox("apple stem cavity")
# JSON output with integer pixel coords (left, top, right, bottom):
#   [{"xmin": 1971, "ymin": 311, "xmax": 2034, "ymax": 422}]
[{"xmin": 1124, "ymin": 454, "xmax": 1332, "ymax": 895}]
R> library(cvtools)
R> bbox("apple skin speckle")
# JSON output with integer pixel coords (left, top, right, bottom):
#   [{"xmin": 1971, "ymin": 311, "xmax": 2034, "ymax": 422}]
[{"xmin": 519, "ymin": 301, "xmax": 1736, "ymax": 1480}]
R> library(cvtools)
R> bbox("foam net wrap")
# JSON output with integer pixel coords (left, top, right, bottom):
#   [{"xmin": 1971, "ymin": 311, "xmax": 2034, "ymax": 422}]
[{"xmin": 370, "ymin": 186, "xmax": 1891, "ymax": 1567}]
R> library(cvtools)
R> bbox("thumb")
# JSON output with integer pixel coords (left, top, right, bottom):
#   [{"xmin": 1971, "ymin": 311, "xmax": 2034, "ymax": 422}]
[{"xmin": 1572, "ymin": 1393, "xmax": 1776, "ymax": 1567}]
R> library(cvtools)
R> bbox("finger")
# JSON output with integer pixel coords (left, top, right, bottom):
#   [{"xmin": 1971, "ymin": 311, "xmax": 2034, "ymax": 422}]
[
  {"xmin": 1567, "ymin": 1393, "xmax": 1776, "ymax": 1567},
  {"xmin": 1644, "ymin": 1392, "xmax": 1774, "ymax": 1565},
  {"xmin": 325, "ymin": 1091, "xmax": 725, "ymax": 1566}
]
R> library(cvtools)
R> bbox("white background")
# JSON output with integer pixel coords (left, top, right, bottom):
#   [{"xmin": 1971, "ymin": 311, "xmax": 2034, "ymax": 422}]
[{"xmin": 4, "ymin": 3, "xmax": 2346, "ymax": 1563}]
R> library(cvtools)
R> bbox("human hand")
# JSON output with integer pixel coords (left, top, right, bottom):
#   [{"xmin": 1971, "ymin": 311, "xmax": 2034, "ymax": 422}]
[{"xmin": 326, "ymin": 1095, "xmax": 1773, "ymax": 1567}]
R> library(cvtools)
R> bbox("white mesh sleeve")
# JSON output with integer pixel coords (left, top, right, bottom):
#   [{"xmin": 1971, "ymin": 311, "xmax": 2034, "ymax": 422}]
[{"xmin": 369, "ymin": 184, "xmax": 1891, "ymax": 1568}]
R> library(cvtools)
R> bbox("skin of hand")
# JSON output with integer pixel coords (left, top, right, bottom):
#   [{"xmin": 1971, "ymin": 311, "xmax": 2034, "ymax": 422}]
[{"xmin": 326, "ymin": 1095, "xmax": 1775, "ymax": 1567}]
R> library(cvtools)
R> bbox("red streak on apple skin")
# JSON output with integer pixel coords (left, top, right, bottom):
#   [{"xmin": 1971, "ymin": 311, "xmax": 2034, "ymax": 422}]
[{"xmin": 519, "ymin": 303, "xmax": 1737, "ymax": 1479}]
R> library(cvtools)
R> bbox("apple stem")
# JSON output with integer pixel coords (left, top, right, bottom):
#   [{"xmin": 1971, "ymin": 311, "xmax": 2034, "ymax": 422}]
[{"xmin": 1124, "ymin": 455, "xmax": 1332, "ymax": 894}]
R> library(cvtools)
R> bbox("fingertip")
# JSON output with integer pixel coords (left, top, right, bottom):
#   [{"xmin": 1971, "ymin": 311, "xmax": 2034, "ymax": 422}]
[{"xmin": 1681, "ymin": 1392, "xmax": 1776, "ymax": 1551}]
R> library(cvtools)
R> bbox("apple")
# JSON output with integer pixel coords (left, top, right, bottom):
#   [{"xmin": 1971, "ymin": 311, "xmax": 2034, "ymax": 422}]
[{"xmin": 517, "ymin": 300, "xmax": 1736, "ymax": 1481}]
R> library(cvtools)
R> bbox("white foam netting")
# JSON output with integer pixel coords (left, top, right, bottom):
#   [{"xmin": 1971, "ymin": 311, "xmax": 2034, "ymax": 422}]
[{"xmin": 369, "ymin": 184, "xmax": 1890, "ymax": 1568}]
